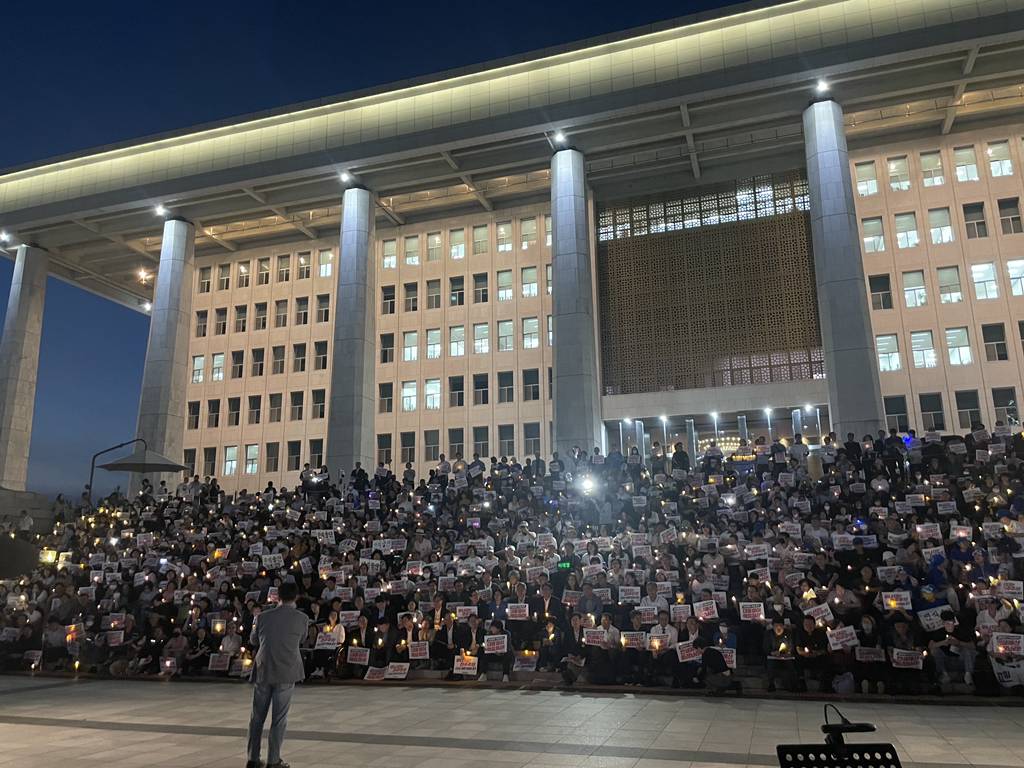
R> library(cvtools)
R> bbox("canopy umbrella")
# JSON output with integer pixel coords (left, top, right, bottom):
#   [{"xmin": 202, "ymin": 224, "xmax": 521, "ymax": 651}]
[
  {"xmin": 97, "ymin": 447, "xmax": 186, "ymax": 474},
  {"xmin": 87, "ymin": 438, "xmax": 187, "ymax": 505}
]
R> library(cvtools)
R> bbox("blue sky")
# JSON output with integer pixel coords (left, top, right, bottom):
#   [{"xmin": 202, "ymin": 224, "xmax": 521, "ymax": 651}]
[{"xmin": 0, "ymin": 0, "xmax": 738, "ymax": 496}]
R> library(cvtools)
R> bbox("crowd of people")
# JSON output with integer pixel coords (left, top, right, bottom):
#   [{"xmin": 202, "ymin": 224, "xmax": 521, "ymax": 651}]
[{"xmin": 3, "ymin": 424, "xmax": 1024, "ymax": 697}]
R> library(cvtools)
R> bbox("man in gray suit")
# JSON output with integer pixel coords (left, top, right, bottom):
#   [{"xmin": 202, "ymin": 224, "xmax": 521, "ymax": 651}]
[{"xmin": 246, "ymin": 581, "xmax": 308, "ymax": 768}]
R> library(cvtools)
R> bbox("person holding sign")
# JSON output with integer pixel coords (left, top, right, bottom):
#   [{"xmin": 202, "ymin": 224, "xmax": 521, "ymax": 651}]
[
  {"xmin": 763, "ymin": 618, "xmax": 797, "ymax": 692},
  {"xmin": 927, "ymin": 609, "xmax": 977, "ymax": 689},
  {"xmin": 693, "ymin": 637, "xmax": 740, "ymax": 696},
  {"xmin": 477, "ymin": 619, "xmax": 512, "ymax": 682},
  {"xmin": 246, "ymin": 582, "xmax": 308, "ymax": 768}
]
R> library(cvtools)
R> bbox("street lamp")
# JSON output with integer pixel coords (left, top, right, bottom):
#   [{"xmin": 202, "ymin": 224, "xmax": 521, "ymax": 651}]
[{"xmin": 764, "ymin": 407, "xmax": 773, "ymax": 437}]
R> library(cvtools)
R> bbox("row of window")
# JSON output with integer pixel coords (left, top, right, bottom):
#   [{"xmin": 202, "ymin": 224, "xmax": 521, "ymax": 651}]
[
  {"xmin": 186, "ymin": 389, "xmax": 325, "ymax": 429},
  {"xmin": 381, "ymin": 265, "xmax": 552, "ymax": 314},
  {"xmin": 184, "ymin": 420, "xmax": 552, "ymax": 479},
  {"xmin": 860, "ymin": 198, "xmax": 1022, "ymax": 254},
  {"xmin": 868, "ymin": 261, "xmax": 1024, "ymax": 311},
  {"xmin": 380, "ymin": 217, "xmax": 552, "ymax": 269},
  {"xmin": 197, "ymin": 250, "xmax": 334, "ymax": 294},
  {"xmin": 854, "ymin": 140, "xmax": 1020, "ymax": 197},
  {"xmin": 882, "ymin": 388, "xmax": 1018, "ymax": 433},
  {"xmin": 190, "ymin": 343, "xmax": 328, "ymax": 383},
  {"xmin": 195, "ymin": 296, "xmax": 330, "ymax": 337},
  {"xmin": 376, "ymin": 423, "xmax": 546, "ymax": 466},
  {"xmin": 184, "ymin": 440, "xmax": 324, "ymax": 478},
  {"xmin": 380, "ymin": 317, "xmax": 551, "ymax": 364},
  {"xmin": 379, "ymin": 367, "xmax": 551, "ymax": 414},
  {"xmin": 874, "ymin": 321, "xmax": 1020, "ymax": 372}
]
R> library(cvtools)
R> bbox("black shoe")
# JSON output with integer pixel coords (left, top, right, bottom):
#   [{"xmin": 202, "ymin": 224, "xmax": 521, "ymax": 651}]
[
  {"xmin": 245, "ymin": 761, "xmax": 263, "ymax": 768},
  {"xmin": 766, "ymin": 683, "xmax": 775, "ymax": 692}
]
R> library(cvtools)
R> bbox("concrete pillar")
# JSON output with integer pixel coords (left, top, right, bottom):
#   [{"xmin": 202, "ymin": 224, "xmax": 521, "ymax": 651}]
[
  {"xmin": 803, "ymin": 99, "xmax": 885, "ymax": 439},
  {"xmin": 134, "ymin": 218, "xmax": 195, "ymax": 489},
  {"xmin": 326, "ymin": 186, "xmax": 375, "ymax": 478},
  {"xmin": 551, "ymin": 148, "xmax": 602, "ymax": 457},
  {"xmin": 0, "ymin": 245, "xmax": 48, "ymax": 491}
]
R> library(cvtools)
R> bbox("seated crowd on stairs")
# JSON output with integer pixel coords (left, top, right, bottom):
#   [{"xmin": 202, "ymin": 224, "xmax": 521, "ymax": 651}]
[{"xmin": 3, "ymin": 425, "xmax": 1024, "ymax": 696}]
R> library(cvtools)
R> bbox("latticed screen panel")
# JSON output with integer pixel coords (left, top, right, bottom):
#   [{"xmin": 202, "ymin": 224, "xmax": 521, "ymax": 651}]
[{"xmin": 597, "ymin": 179, "xmax": 822, "ymax": 396}]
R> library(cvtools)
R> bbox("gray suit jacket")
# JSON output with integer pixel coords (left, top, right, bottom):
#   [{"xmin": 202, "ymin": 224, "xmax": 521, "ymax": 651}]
[{"xmin": 250, "ymin": 604, "xmax": 309, "ymax": 685}]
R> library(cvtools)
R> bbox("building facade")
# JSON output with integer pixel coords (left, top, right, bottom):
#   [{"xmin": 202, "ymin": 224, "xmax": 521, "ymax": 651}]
[{"xmin": 2, "ymin": 0, "xmax": 1024, "ymax": 493}]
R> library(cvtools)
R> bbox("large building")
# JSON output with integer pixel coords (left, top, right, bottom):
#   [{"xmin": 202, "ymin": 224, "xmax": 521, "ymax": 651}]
[{"xmin": 2, "ymin": 0, "xmax": 1024, "ymax": 492}]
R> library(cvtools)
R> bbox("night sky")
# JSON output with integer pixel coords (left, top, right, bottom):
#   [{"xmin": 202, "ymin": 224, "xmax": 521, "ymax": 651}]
[{"xmin": 0, "ymin": 0, "xmax": 740, "ymax": 497}]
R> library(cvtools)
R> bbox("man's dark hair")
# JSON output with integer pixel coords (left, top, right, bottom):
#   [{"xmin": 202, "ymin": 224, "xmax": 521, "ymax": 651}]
[{"xmin": 277, "ymin": 582, "xmax": 298, "ymax": 602}]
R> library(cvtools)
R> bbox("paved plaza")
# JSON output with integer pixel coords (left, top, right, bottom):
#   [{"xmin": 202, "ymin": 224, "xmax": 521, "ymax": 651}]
[{"xmin": 0, "ymin": 676, "xmax": 1021, "ymax": 768}]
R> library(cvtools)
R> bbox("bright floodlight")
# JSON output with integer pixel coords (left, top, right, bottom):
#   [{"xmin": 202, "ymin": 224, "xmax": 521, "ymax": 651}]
[
  {"xmin": 816, "ymin": 79, "xmax": 830, "ymax": 93},
  {"xmin": 143, "ymin": 301, "xmax": 153, "ymax": 312},
  {"xmin": 710, "ymin": 411, "xmax": 719, "ymax": 420},
  {"xmin": 553, "ymin": 131, "xmax": 566, "ymax": 144},
  {"xmin": 659, "ymin": 415, "xmax": 668, "ymax": 423},
  {"xmin": 763, "ymin": 407, "xmax": 772, "ymax": 416},
  {"xmin": 340, "ymin": 170, "xmax": 352, "ymax": 183},
  {"xmin": 804, "ymin": 403, "xmax": 813, "ymax": 413},
  {"xmin": 0, "ymin": 231, "xmax": 9, "ymax": 243},
  {"xmin": 154, "ymin": 204, "xmax": 167, "ymax": 217},
  {"xmin": 622, "ymin": 417, "xmax": 632, "ymax": 425},
  {"xmin": 582, "ymin": 478, "xmax": 594, "ymax": 492}
]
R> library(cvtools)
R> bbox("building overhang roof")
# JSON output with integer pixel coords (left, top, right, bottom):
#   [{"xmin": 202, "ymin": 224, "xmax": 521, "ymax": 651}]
[{"xmin": 1, "ymin": 0, "xmax": 1023, "ymax": 312}]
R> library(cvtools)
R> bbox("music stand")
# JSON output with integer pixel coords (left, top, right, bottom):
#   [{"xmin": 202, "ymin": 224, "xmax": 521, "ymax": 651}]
[
  {"xmin": 777, "ymin": 706, "xmax": 903, "ymax": 768},
  {"xmin": 777, "ymin": 743, "xmax": 903, "ymax": 768}
]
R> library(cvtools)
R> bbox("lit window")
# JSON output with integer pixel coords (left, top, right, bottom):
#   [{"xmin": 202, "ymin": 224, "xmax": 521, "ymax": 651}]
[
  {"xmin": 277, "ymin": 255, "xmax": 290, "ymax": 282},
  {"xmin": 911, "ymin": 330, "xmax": 937, "ymax": 369},
  {"xmin": 496, "ymin": 221, "xmax": 512, "ymax": 252},
  {"xmin": 946, "ymin": 327, "xmax": 972, "ymax": 365},
  {"xmin": 920, "ymin": 151, "xmax": 944, "ymax": 187},
  {"xmin": 546, "ymin": 264, "xmax": 552, "ymax": 295},
  {"xmin": 450, "ymin": 229, "xmax": 465, "ymax": 260},
  {"xmin": 521, "ymin": 217, "xmax": 538, "ymax": 249},
  {"xmin": 862, "ymin": 218, "xmax": 885, "ymax": 252},
  {"xmin": 854, "ymin": 161, "xmax": 877, "ymax": 196},
  {"xmin": 449, "ymin": 325, "xmax": 465, "ymax": 357},
  {"xmin": 198, "ymin": 267, "xmax": 211, "ymax": 293},
  {"xmin": 211, "ymin": 353, "xmax": 224, "ymax": 382},
  {"xmin": 473, "ymin": 323, "xmax": 489, "ymax": 354},
  {"xmin": 297, "ymin": 252, "xmax": 310, "ymax": 279},
  {"xmin": 403, "ymin": 331, "xmax": 418, "ymax": 362},
  {"xmin": 404, "ymin": 236, "xmax": 420, "ymax": 266},
  {"xmin": 497, "ymin": 320, "xmax": 514, "ymax": 352},
  {"xmin": 497, "ymin": 270, "xmax": 513, "ymax": 301},
  {"xmin": 382, "ymin": 240, "xmax": 397, "ymax": 269},
  {"xmin": 472, "ymin": 225, "xmax": 488, "ymax": 255},
  {"xmin": 545, "ymin": 215, "xmax": 552, "ymax": 246},
  {"xmin": 521, "ymin": 266, "xmax": 538, "ymax": 297},
  {"xmin": 318, "ymin": 249, "xmax": 333, "ymax": 277},
  {"xmin": 954, "ymin": 146, "xmax": 979, "ymax": 182},
  {"xmin": 888, "ymin": 156, "xmax": 910, "ymax": 191},
  {"xmin": 971, "ymin": 262, "xmax": 999, "ymax": 300},
  {"xmin": 876, "ymin": 334, "xmax": 901, "ymax": 372},
  {"xmin": 427, "ymin": 232, "xmax": 441, "ymax": 262},
  {"xmin": 257, "ymin": 258, "xmax": 270, "ymax": 285},
  {"xmin": 895, "ymin": 212, "xmax": 919, "ymax": 249},
  {"xmin": 938, "ymin": 267, "xmax": 962, "ymax": 303},
  {"xmin": 425, "ymin": 379, "xmax": 441, "ymax": 411},
  {"xmin": 987, "ymin": 141, "xmax": 1013, "ymax": 177},
  {"xmin": 245, "ymin": 445, "xmax": 259, "ymax": 475},
  {"xmin": 1007, "ymin": 260, "xmax": 1024, "ymax": 296},
  {"xmin": 902, "ymin": 270, "xmax": 927, "ymax": 308},
  {"xmin": 191, "ymin": 355, "xmax": 204, "ymax": 384},
  {"xmin": 426, "ymin": 328, "xmax": 441, "ymax": 359},
  {"xmin": 522, "ymin": 317, "xmax": 539, "ymax": 349},
  {"xmin": 223, "ymin": 446, "xmax": 238, "ymax": 476},
  {"xmin": 237, "ymin": 261, "xmax": 250, "ymax": 288},
  {"xmin": 401, "ymin": 381, "xmax": 417, "ymax": 412},
  {"xmin": 928, "ymin": 208, "xmax": 954, "ymax": 244}
]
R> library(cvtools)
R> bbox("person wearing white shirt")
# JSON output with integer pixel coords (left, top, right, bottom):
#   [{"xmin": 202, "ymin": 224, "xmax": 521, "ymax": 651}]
[{"xmin": 640, "ymin": 582, "xmax": 669, "ymax": 613}]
